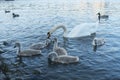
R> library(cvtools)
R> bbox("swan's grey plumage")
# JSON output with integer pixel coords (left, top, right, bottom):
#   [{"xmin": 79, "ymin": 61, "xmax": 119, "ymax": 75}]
[
  {"xmin": 47, "ymin": 23, "xmax": 98, "ymax": 38},
  {"xmin": 53, "ymin": 38, "xmax": 67, "ymax": 56},
  {"xmin": 14, "ymin": 42, "xmax": 41, "ymax": 57},
  {"xmin": 54, "ymin": 55, "xmax": 79, "ymax": 64},
  {"xmin": 29, "ymin": 39, "xmax": 51, "ymax": 50},
  {"xmin": 92, "ymin": 38, "xmax": 105, "ymax": 46},
  {"xmin": 48, "ymin": 52, "xmax": 79, "ymax": 64},
  {"xmin": 30, "ymin": 42, "xmax": 45, "ymax": 50}
]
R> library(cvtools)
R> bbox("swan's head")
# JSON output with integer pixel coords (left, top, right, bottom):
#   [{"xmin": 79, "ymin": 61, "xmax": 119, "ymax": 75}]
[
  {"xmin": 47, "ymin": 32, "xmax": 51, "ymax": 39},
  {"xmin": 14, "ymin": 42, "xmax": 20, "ymax": 48},
  {"xmin": 48, "ymin": 52, "xmax": 58, "ymax": 64}
]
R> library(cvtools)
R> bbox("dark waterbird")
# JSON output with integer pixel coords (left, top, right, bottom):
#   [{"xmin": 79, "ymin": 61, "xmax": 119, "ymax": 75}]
[
  {"xmin": 97, "ymin": 12, "xmax": 109, "ymax": 22},
  {"xmin": 5, "ymin": 10, "xmax": 10, "ymax": 13},
  {"xmin": 12, "ymin": 13, "xmax": 19, "ymax": 18}
]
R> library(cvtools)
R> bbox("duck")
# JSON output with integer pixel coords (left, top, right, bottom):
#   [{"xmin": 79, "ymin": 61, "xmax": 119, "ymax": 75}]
[
  {"xmin": 5, "ymin": 10, "xmax": 10, "ymax": 13},
  {"xmin": 97, "ymin": 12, "xmax": 109, "ymax": 22},
  {"xmin": 12, "ymin": 13, "xmax": 19, "ymax": 18},
  {"xmin": 53, "ymin": 38, "xmax": 67, "ymax": 56},
  {"xmin": 92, "ymin": 38, "xmax": 105, "ymax": 47},
  {"xmin": 48, "ymin": 52, "xmax": 79, "ymax": 64},
  {"xmin": 47, "ymin": 23, "xmax": 98, "ymax": 38},
  {"xmin": 2, "ymin": 39, "xmax": 17, "ymax": 46},
  {"xmin": 14, "ymin": 42, "xmax": 41, "ymax": 57},
  {"xmin": 29, "ymin": 39, "xmax": 51, "ymax": 50}
]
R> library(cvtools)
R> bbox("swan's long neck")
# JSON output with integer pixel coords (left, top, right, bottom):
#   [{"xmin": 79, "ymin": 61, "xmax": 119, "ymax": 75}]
[
  {"xmin": 17, "ymin": 45, "xmax": 21, "ymax": 54},
  {"xmin": 48, "ymin": 24, "xmax": 67, "ymax": 37},
  {"xmin": 53, "ymin": 40, "xmax": 58, "ymax": 50}
]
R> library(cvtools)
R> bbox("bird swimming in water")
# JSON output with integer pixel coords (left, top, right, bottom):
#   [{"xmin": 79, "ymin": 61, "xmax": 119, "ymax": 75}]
[
  {"xmin": 12, "ymin": 13, "xmax": 19, "ymax": 18},
  {"xmin": 47, "ymin": 23, "xmax": 98, "ymax": 38},
  {"xmin": 92, "ymin": 38, "xmax": 105, "ymax": 52},
  {"xmin": 14, "ymin": 42, "xmax": 41, "ymax": 57},
  {"xmin": 97, "ymin": 12, "xmax": 109, "ymax": 23},
  {"xmin": 92, "ymin": 38, "xmax": 105, "ymax": 46},
  {"xmin": 53, "ymin": 38, "xmax": 67, "ymax": 56},
  {"xmin": 29, "ymin": 39, "xmax": 51, "ymax": 50},
  {"xmin": 48, "ymin": 52, "xmax": 79, "ymax": 64},
  {"xmin": 5, "ymin": 10, "xmax": 10, "ymax": 13}
]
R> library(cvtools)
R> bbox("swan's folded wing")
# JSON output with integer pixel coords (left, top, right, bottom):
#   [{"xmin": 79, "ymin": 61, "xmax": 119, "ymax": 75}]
[
  {"xmin": 54, "ymin": 47, "xmax": 67, "ymax": 56},
  {"xmin": 18, "ymin": 50, "xmax": 41, "ymax": 56},
  {"xmin": 56, "ymin": 55, "xmax": 79, "ymax": 64},
  {"xmin": 67, "ymin": 23, "xmax": 98, "ymax": 38}
]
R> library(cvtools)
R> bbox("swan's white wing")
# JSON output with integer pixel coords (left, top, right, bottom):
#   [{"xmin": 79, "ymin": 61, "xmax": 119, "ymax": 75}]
[{"xmin": 67, "ymin": 23, "xmax": 98, "ymax": 38}]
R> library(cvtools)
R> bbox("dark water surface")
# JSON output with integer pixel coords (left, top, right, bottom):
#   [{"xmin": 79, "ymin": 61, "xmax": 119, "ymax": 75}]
[{"xmin": 0, "ymin": 0, "xmax": 120, "ymax": 80}]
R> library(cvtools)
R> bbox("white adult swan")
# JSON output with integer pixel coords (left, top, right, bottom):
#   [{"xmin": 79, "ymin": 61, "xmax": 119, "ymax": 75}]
[
  {"xmin": 47, "ymin": 23, "xmax": 98, "ymax": 38},
  {"xmin": 14, "ymin": 42, "xmax": 41, "ymax": 57},
  {"xmin": 53, "ymin": 38, "xmax": 67, "ymax": 56},
  {"xmin": 29, "ymin": 39, "xmax": 51, "ymax": 50},
  {"xmin": 92, "ymin": 38, "xmax": 105, "ymax": 47},
  {"xmin": 48, "ymin": 52, "xmax": 79, "ymax": 64}
]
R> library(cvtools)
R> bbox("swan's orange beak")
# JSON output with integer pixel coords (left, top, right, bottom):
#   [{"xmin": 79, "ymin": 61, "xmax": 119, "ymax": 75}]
[{"xmin": 47, "ymin": 32, "xmax": 51, "ymax": 39}]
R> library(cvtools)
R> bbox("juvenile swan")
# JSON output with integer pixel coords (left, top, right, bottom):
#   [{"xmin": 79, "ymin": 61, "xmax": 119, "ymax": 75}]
[
  {"xmin": 97, "ymin": 12, "xmax": 109, "ymax": 22},
  {"xmin": 92, "ymin": 38, "xmax": 105, "ymax": 46},
  {"xmin": 48, "ymin": 52, "xmax": 79, "ymax": 64},
  {"xmin": 47, "ymin": 23, "xmax": 98, "ymax": 38},
  {"xmin": 30, "ymin": 39, "xmax": 51, "ymax": 50},
  {"xmin": 53, "ymin": 38, "xmax": 67, "ymax": 56},
  {"xmin": 14, "ymin": 42, "xmax": 41, "ymax": 57}
]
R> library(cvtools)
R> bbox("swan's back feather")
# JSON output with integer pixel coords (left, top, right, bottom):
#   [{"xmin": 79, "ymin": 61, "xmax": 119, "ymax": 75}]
[
  {"xmin": 18, "ymin": 49, "xmax": 41, "ymax": 57},
  {"xmin": 54, "ymin": 55, "xmax": 79, "ymax": 64},
  {"xmin": 67, "ymin": 22, "xmax": 98, "ymax": 38},
  {"xmin": 54, "ymin": 47, "xmax": 67, "ymax": 56},
  {"xmin": 30, "ymin": 42, "xmax": 45, "ymax": 50}
]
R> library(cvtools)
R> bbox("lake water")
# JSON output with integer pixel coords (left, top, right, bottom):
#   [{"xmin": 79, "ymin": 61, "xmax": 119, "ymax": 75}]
[{"xmin": 0, "ymin": 0, "xmax": 120, "ymax": 80}]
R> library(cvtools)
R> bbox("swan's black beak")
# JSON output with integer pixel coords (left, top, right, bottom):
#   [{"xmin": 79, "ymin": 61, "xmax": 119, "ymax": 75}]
[{"xmin": 47, "ymin": 32, "xmax": 51, "ymax": 39}]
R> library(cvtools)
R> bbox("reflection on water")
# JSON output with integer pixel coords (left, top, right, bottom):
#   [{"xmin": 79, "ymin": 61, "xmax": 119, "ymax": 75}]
[{"xmin": 0, "ymin": 0, "xmax": 120, "ymax": 80}]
